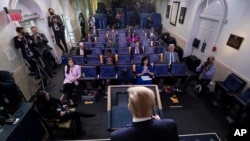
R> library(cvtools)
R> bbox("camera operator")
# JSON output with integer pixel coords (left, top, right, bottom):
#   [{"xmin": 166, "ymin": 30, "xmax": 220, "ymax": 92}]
[
  {"xmin": 31, "ymin": 26, "xmax": 57, "ymax": 77},
  {"xmin": 47, "ymin": 8, "xmax": 68, "ymax": 53},
  {"xmin": 13, "ymin": 27, "xmax": 41, "ymax": 74},
  {"xmin": 195, "ymin": 56, "xmax": 216, "ymax": 94}
]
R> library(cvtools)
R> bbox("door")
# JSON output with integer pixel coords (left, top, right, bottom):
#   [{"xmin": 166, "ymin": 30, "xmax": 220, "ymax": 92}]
[{"xmin": 193, "ymin": 17, "xmax": 218, "ymax": 62}]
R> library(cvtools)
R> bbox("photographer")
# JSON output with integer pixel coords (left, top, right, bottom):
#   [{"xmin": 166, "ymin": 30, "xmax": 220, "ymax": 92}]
[
  {"xmin": 31, "ymin": 26, "xmax": 57, "ymax": 77},
  {"xmin": 13, "ymin": 27, "xmax": 41, "ymax": 74},
  {"xmin": 195, "ymin": 56, "xmax": 216, "ymax": 94},
  {"xmin": 47, "ymin": 8, "xmax": 68, "ymax": 53}
]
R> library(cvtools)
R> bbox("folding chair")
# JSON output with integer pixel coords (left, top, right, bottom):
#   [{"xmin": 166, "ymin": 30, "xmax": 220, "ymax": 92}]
[
  {"xmin": 86, "ymin": 55, "xmax": 100, "ymax": 65},
  {"xmin": 170, "ymin": 63, "xmax": 188, "ymax": 77},
  {"xmin": 117, "ymin": 42, "xmax": 128, "ymax": 48},
  {"xmin": 117, "ymin": 54, "xmax": 131, "ymax": 64},
  {"xmin": 149, "ymin": 53, "xmax": 161, "ymax": 64},
  {"xmin": 144, "ymin": 47, "xmax": 155, "ymax": 54},
  {"xmin": 117, "ymin": 64, "xmax": 134, "ymax": 84},
  {"xmin": 117, "ymin": 47, "xmax": 130, "ymax": 54},
  {"xmin": 90, "ymin": 48, "xmax": 103, "ymax": 55},
  {"xmin": 71, "ymin": 55, "xmax": 85, "ymax": 65},
  {"xmin": 94, "ymin": 42, "xmax": 105, "ymax": 48},
  {"xmin": 99, "ymin": 65, "xmax": 117, "ymax": 96},
  {"xmin": 132, "ymin": 54, "xmax": 144, "ymax": 64}
]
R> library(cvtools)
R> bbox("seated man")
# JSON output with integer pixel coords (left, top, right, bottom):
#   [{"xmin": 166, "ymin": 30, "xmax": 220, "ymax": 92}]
[
  {"xmin": 90, "ymin": 25, "xmax": 99, "ymax": 37},
  {"xmin": 195, "ymin": 56, "xmax": 216, "ymax": 94},
  {"xmin": 76, "ymin": 41, "xmax": 89, "ymax": 56},
  {"xmin": 111, "ymin": 86, "xmax": 179, "ymax": 141},
  {"xmin": 163, "ymin": 44, "xmax": 180, "ymax": 65},
  {"xmin": 84, "ymin": 32, "xmax": 95, "ymax": 42},
  {"xmin": 106, "ymin": 38, "xmax": 117, "ymax": 51},
  {"xmin": 37, "ymin": 91, "xmax": 95, "ymax": 132}
]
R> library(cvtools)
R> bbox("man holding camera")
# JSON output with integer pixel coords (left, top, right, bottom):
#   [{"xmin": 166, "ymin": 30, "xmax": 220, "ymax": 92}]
[
  {"xmin": 47, "ymin": 8, "xmax": 68, "ymax": 53},
  {"xmin": 13, "ymin": 27, "xmax": 41, "ymax": 73},
  {"xmin": 195, "ymin": 56, "xmax": 216, "ymax": 94}
]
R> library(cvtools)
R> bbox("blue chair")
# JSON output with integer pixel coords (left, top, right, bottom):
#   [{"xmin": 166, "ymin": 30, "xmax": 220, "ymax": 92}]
[
  {"xmin": 214, "ymin": 73, "xmax": 246, "ymax": 106},
  {"xmin": 144, "ymin": 47, "xmax": 155, "ymax": 54},
  {"xmin": 117, "ymin": 54, "xmax": 131, "ymax": 64},
  {"xmin": 86, "ymin": 55, "xmax": 100, "ymax": 65},
  {"xmin": 149, "ymin": 53, "xmax": 161, "ymax": 64},
  {"xmin": 117, "ymin": 47, "xmax": 130, "ymax": 54},
  {"xmin": 104, "ymin": 48, "xmax": 116, "ymax": 55},
  {"xmin": 118, "ymin": 32, "xmax": 126, "ymax": 37},
  {"xmin": 117, "ymin": 37, "xmax": 127, "ymax": 43},
  {"xmin": 71, "ymin": 55, "xmax": 85, "ymax": 65},
  {"xmin": 132, "ymin": 54, "xmax": 144, "ymax": 64},
  {"xmin": 96, "ymin": 37, "xmax": 106, "ymax": 43},
  {"xmin": 81, "ymin": 65, "xmax": 98, "ymax": 80},
  {"xmin": 90, "ymin": 48, "xmax": 103, "ymax": 55},
  {"xmin": 129, "ymin": 42, "xmax": 135, "ymax": 47},
  {"xmin": 171, "ymin": 63, "xmax": 188, "ymax": 77},
  {"xmin": 118, "ymin": 42, "xmax": 128, "ymax": 48},
  {"xmin": 142, "ymin": 40, "xmax": 150, "ymax": 47},
  {"xmin": 99, "ymin": 65, "xmax": 117, "ymax": 79},
  {"xmin": 153, "ymin": 63, "xmax": 170, "ymax": 77},
  {"xmin": 84, "ymin": 42, "xmax": 93, "ymax": 48},
  {"xmin": 117, "ymin": 64, "xmax": 134, "ymax": 84},
  {"xmin": 94, "ymin": 42, "xmax": 105, "ymax": 48}
]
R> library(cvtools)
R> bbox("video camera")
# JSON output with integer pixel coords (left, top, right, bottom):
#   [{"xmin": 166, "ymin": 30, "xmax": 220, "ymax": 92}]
[{"xmin": 204, "ymin": 57, "xmax": 211, "ymax": 67}]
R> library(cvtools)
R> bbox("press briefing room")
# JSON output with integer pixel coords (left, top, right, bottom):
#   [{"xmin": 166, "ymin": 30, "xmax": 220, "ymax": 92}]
[{"xmin": 0, "ymin": 0, "xmax": 250, "ymax": 141}]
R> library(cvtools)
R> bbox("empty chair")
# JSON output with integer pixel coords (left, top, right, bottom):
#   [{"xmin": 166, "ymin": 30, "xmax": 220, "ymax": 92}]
[
  {"xmin": 117, "ymin": 54, "xmax": 131, "ymax": 64},
  {"xmin": 98, "ymin": 33, "xmax": 107, "ymax": 37},
  {"xmin": 171, "ymin": 63, "xmax": 188, "ymax": 77},
  {"xmin": 144, "ymin": 47, "xmax": 155, "ymax": 54},
  {"xmin": 213, "ymin": 73, "xmax": 246, "ymax": 106},
  {"xmin": 118, "ymin": 42, "xmax": 128, "ymax": 48},
  {"xmin": 117, "ymin": 47, "xmax": 130, "ymax": 54},
  {"xmin": 153, "ymin": 63, "xmax": 170, "ymax": 77},
  {"xmin": 149, "ymin": 53, "xmax": 161, "ymax": 64},
  {"xmin": 94, "ymin": 42, "xmax": 105, "ymax": 48},
  {"xmin": 117, "ymin": 37, "xmax": 127, "ymax": 43},
  {"xmin": 81, "ymin": 65, "xmax": 98, "ymax": 80},
  {"xmin": 129, "ymin": 41, "xmax": 135, "ymax": 47},
  {"xmin": 71, "ymin": 56, "xmax": 85, "ymax": 65},
  {"xmin": 84, "ymin": 42, "xmax": 93, "ymax": 48},
  {"xmin": 118, "ymin": 32, "xmax": 126, "ymax": 37},
  {"xmin": 132, "ymin": 54, "xmax": 144, "ymax": 64},
  {"xmin": 86, "ymin": 55, "xmax": 100, "ymax": 64},
  {"xmin": 99, "ymin": 64, "xmax": 117, "ymax": 79},
  {"xmin": 117, "ymin": 64, "xmax": 134, "ymax": 84},
  {"xmin": 90, "ymin": 48, "xmax": 103, "ymax": 55},
  {"xmin": 142, "ymin": 40, "xmax": 150, "ymax": 47},
  {"xmin": 96, "ymin": 37, "xmax": 106, "ymax": 43}
]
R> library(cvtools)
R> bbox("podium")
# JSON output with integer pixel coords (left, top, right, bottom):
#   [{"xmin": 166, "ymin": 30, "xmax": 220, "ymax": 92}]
[
  {"xmin": 0, "ymin": 103, "xmax": 48, "ymax": 141},
  {"xmin": 107, "ymin": 85, "xmax": 163, "ymax": 131}
]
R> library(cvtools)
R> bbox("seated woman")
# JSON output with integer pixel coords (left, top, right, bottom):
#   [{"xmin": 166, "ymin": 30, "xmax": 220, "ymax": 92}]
[
  {"xmin": 128, "ymin": 32, "xmax": 139, "ymax": 43},
  {"xmin": 37, "ymin": 91, "xmax": 95, "ymax": 132},
  {"xmin": 104, "ymin": 49, "xmax": 116, "ymax": 64},
  {"xmin": 106, "ymin": 38, "xmax": 117, "ymax": 51},
  {"xmin": 136, "ymin": 55, "xmax": 154, "ymax": 85},
  {"xmin": 60, "ymin": 58, "xmax": 81, "ymax": 105}
]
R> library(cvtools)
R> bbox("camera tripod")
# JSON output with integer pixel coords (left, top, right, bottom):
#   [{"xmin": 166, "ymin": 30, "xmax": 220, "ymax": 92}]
[{"xmin": 28, "ymin": 58, "xmax": 51, "ymax": 91}]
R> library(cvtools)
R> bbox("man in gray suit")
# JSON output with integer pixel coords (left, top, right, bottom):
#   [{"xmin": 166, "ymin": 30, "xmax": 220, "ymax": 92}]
[{"xmin": 163, "ymin": 44, "xmax": 180, "ymax": 65}]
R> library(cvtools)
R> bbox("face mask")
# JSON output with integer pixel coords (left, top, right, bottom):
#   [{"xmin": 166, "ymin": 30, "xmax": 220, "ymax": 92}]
[{"xmin": 50, "ymin": 12, "xmax": 54, "ymax": 15}]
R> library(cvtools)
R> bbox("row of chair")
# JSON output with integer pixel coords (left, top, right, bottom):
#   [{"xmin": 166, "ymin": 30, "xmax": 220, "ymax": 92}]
[
  {"xmin": 71, "ymin": 54, "xmax": 164, "ymax": 65},
  {"xmin": 79, "ymin": 63, "xmax": 188, "ymax": 82},
  {"xmin": 83, "ymin": 40, "xmax": 160, "ymax": 48}
]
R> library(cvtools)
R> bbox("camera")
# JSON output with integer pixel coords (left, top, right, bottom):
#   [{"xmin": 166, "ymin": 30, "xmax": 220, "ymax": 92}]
[
  {"xmin": 22, "ymin": 32, "xmax": 30, "ymax": 39},
  {"xmin": 204, "ymin": 57, "xmax": 211, "ymax": 67}
]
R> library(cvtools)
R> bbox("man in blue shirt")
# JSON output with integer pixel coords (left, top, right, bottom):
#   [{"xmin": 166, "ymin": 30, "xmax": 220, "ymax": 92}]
[{"xmin": 195, "ymin": 56, "xmax": 216, "ymax": 94}]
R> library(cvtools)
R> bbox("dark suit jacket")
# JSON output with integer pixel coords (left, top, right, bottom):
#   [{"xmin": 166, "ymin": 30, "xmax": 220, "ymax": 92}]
[
  {"xmin": 111, "ymin": 119, "xmax": 179, "ymax": 141},
  {"xmin": 84, "ymin": 37, "xmax": 95, "ymax": 42},
  {"xmin": 130, "ymin": 47, "xmax": 143, "ymax": 56},
  {"xmin": 76, "ymin": 48, "xmax": 89, "ymax": 56},
  {"xmin": 47, "ymin": 14, "xmax": 64, "ymax": 33},
  {"xmin": 13, "ymin": 36, "xmax": 40, "ymax": 59}
]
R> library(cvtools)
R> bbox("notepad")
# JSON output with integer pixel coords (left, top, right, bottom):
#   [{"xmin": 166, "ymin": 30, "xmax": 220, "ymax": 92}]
[{"xmin": 141, "ymin": 76, "xmax": 152, "ymax": 81}]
